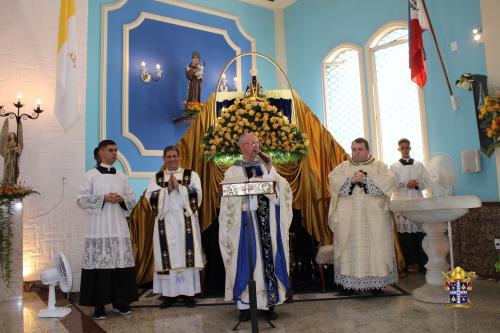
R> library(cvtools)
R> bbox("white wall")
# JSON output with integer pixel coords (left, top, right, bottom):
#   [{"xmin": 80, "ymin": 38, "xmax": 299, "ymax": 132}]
[{"xmin": 0, "ymin": 0, "xmax": 88, "ymax": 290}]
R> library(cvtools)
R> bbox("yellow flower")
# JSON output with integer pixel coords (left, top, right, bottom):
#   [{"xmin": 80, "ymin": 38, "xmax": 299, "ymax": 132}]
[
  {"xmin": 248, "ymin": 110, "xmax": 255, "ymax": 116},
  {"xmin": 272, "ymin": 123, "xmax": 279, "ymax": 129},
  {"xmin": 210, "ymin": 145, "xmax": 216, "ymax": 151}
]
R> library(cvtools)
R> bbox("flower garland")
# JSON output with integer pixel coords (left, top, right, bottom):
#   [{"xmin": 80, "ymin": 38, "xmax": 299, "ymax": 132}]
[
  {"xmin": 478, "ymin": 94, "xmax": 500, "ymax": 155},
  {"xmin": 0, "ymin": 183, "xmax": 38, "ymax": 287},
  {"xmin": 202, "ymin": 96, "xmax": 308, "ymax": 165}
]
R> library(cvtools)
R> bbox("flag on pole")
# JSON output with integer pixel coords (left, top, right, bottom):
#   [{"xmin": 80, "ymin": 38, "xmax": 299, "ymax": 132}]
[
  {"xmin": 409, "ymin": 0, "xmax": 429, "ymax": 87},
  {"xmin": 55, "ymin": 0, "xmax": 78, "ymax": 131}
]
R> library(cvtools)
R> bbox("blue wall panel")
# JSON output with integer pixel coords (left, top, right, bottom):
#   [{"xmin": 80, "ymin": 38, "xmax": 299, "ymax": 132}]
[{"xmin": 128, "ymin": 18, "xmax": 239, "ymax": 150}]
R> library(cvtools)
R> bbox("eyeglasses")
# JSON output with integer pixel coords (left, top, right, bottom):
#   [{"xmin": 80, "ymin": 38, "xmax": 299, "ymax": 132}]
[{"xmin": 241, "ymin": 141, "xmax": 260, "ymax": 145}]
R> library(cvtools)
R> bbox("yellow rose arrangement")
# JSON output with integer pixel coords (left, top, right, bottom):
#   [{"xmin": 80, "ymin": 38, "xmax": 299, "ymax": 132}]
[
  {"xmin": 479, "ymin": 94, "xmax": 500, "ymax": 155},
  {"xmin": 183, "ymin": 101, "xmax": 205, "ymax": 117},
  {"xmin": 202, "ymin": 96, "xmax": 309, "ymax": 165}
]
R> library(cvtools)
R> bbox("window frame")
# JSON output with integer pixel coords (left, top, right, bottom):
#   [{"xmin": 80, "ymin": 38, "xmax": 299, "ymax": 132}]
[
  {"xmin": 365, "ymin": 21, "xmax": 430, "ymax": 166},
  {"xmin": 321, "ymin": 43, "xmax": 370, "ymax": 150}
]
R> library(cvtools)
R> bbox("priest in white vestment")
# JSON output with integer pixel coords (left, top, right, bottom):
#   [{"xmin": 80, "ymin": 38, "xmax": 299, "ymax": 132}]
[
  {"xmin": 390, "ymin": 138, "xmax": 430, "ymax": 272},
  {"xmin": 145, "ymin": 145, "xmax": 203, "ymax": 308},
  {"xmin": 219, "ymin": 133, "xmax": 293, "ymax": 321},
  {"xmin": 77, "ymin": 140, "xmax": 137, "ymax": 319},
  {"xmin": 328, "ymin": 138, "xmax": 398, "ymax": 295}
]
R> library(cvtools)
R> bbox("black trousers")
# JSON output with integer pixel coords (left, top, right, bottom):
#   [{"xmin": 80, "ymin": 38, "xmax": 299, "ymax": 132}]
[
  {"xmin": 79, "ymin": 267, "xmax": 138, "ymax": 307},
  {"xmin": 398, "ymin": 232, "xmax": 427, "ymax": 267}
]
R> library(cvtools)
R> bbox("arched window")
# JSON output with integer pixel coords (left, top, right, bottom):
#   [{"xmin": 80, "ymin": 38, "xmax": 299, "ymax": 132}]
[
  {"xmin": 367, "ymin": 24, "xmax": 429, "ymax": 165},
  {"xmin": 322, "ymin": 45, "xmax": 367, "ymax": 151}
]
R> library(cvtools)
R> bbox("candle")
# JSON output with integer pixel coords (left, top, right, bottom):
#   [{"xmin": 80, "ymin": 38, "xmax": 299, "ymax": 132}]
[
  {"xmin": 156, "ymin": 64, "xmax": 161, "ymax": 70},
  {"xmin": 16, "ymin": 93, "xmax": 22, "ymax": 103},
  {"xmin": 35, "ymin": 98, "xmax": 41, "ymax": 108},
  {"xmin": 222, "ymin": 73, "xmax": 226, "ymax": 79},
  {"xmin": 141, "ymin": 61, "xmax": 146, "ymax": 70}
]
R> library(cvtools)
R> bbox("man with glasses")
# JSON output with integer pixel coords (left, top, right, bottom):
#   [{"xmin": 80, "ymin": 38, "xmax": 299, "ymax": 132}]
[{"xmin": 219, "ymin": 132, "xmax": 293, "ymax": 322}]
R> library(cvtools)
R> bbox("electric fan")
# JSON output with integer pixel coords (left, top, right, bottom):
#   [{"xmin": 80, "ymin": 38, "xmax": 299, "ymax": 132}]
[{"xmin": 38, "ymin": 252, "xmax": 72, "ymax": 318}]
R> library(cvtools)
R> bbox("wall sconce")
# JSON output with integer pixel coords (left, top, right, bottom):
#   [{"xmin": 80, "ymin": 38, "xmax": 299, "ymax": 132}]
[
  {"xmin": 472, "ymin": 27, "xmax": 482, "ymax": 42},
  {"xmin": 140, "ymin": 61, "xmax": 162, "ymax": 83}
]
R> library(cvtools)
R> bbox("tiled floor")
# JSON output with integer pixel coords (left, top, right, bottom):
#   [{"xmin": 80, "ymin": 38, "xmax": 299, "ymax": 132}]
[{"xmin": 1, "ymin": 273, "xmax": 499, "ymax": 333}]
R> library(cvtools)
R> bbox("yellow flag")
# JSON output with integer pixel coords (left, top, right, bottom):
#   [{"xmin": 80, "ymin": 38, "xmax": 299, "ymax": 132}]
[{"xmin": 55, "ymin": 0, "xmax": 78, "ymax": 131}]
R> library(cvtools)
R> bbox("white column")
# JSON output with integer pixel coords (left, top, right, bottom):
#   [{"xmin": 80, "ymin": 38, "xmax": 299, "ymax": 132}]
[
  {"xmin": 274, "ymin": 7, "xmax": 288, "ymax": 89},
  {"xmin": 0, "ymin": 200, "xmax": 23, "ymax": 302}
]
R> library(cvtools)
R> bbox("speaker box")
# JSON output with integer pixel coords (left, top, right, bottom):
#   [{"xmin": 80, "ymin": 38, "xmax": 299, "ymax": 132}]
[{"xmin": 461, "ymin": 150, "xmax": 481, "ymax": 173}]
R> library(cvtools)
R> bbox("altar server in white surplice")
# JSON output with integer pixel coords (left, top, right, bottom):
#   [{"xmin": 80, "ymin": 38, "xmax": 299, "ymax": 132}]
[
  {"xmin": 77, "ymin": 140, "xmax": 137, "ymax": 320},
  {"xmin": 390, "ymin": 138, "xmax": 430, "ymax": 273},
  {"xmin": 328, "ymin": 137, "xmax": 398, "ymax": 295},
  {"xmin": 219, "ymin": 132, "xmax": 293, "ymax": 322},
  {"xmin": 145, "ymin": 145, "xmax": 203, "ymax": 308}
]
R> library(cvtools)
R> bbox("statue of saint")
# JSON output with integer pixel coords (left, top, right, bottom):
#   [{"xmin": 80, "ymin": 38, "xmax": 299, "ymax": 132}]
[
  {"xmin": 0, "ymin": 119, "xmax": 23, "ymax": 185},
  {"xmin": 185, "ymin": 51, "xmax": 204, "ymax": 102}
]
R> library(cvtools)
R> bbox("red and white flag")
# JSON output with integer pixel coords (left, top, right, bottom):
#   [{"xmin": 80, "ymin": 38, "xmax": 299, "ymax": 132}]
[{"xmin": 409, "ymin": 0, "xmax": 429, "ymax": 87}]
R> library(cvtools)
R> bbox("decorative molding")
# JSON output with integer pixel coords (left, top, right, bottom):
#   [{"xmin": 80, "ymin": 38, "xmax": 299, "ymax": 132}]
[
  {"xmin": 116, "ymin": 151, "xmax": 155, "ymax": 178},
  {"xmin": 122, "ymin": 11, "xmax": 242, "ymax": 156},
  {"xmin": 100, "ymin": 0, "xmax": 256, "ymax": 175},
  {"xmin": 241, "ymin": 0, "xmax": 297, "ymax": 10},
  {"xmin": 274, "ymin": 7, "xmax": 288, "ymax": 88},
  {"xmin": 320, "ymin": 43, "xmax": 369, "ymax": 144},
  {"xmin": 365, "ymin": 20, "xmax": 430, "ymax": 166},
  {"xmin": 154, "ymin": 0, "xmax": 256, "ymax": 54}
]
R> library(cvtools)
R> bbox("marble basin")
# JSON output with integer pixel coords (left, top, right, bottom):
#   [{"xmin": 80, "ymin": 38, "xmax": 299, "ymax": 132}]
[
  {"xmin": 390, "ymin": 195, "xmax": 481, "ymax": 304},
  {"xmin": 390, "ymin": 195, "xmax": 481, "ymax": 223}
]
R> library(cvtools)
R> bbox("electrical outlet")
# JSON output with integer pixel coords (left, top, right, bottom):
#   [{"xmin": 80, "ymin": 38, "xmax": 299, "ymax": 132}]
[
  {"xmin": 495, "ymin": 239, "xmax": 500, "ymax": 250},
  {"xmin": 450, "ymin": 41, "xmax": 458, "ymax": 52}
]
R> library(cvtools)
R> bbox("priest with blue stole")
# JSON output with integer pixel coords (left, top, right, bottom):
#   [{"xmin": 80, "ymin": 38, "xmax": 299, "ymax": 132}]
[{"xmin": 219, "ymin": 132, "xmax": 293, "ymax": 322}]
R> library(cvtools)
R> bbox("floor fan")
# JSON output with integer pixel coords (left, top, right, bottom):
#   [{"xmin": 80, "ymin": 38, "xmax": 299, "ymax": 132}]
[{"xmin": 38, "ymin": 252, "xmax": 72, "ymax": 318}]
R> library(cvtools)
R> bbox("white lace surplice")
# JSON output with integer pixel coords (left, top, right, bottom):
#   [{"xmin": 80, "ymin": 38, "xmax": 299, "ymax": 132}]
[
  {"xmin": 390, "ymin": 160, "xmax": 430, "ymax": 233},
  {"xmin": 77, "ymin": 167, "xmax": 136, "ymax": 269}
]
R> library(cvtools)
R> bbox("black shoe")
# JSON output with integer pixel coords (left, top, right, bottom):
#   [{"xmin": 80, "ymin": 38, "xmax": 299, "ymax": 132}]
[
  {"xmin": 264, "ymin": 307, "xmax": 277, "ymax": 321},
  {"xmin": 94, "ymin": 305, "xmax": 106, "ymax": 320},
  {"xmin": 371, "ymin": 289, "xmax": 384, "ymax": 296},
  {"xmin": 185, "ymin": 296, "xmax": 196, "ymax": 308},
  {"xmin": 238, "ymin": 310, "xmax": 251, "ymax": 322},
  {"xmin": 160, "ymin": 297, "xmax": 175, "ymax": 309},
  {"xmin": 112, "ymin": 304, "xmax": 132, "ymax": 315}
]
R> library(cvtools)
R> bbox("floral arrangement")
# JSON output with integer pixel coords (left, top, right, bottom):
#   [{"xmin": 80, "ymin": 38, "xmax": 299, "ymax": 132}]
[
  {"xmin": 183, "ymin": 101, "xmax": 205, "ymax": 117},
  {"xmin": 202, "ymin": 96, "xmax": 309, "ymax": 165},
  {"xmin": 478, "ymin": 94, "xmax": 500, "ymax": 155},
  {"xmin": 455, "ymin": 73, "xmax": 474, "ymax": 91},
  {"xmin": 0, "ymin": 183, "xmax": 38, "ymax": 287}
]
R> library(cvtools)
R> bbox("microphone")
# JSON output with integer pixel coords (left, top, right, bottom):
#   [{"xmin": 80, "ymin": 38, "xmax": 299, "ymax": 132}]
[{"xmin": 257, "ymin": 150, "xmax": 271, "ymax": 164}]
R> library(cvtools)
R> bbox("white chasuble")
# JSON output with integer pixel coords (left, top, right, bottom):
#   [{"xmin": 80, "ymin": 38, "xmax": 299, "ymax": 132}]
[
  {"xmin": 145, "ymin": 168, "xmax": 204, "ymax": 297},
  {"xmin": 328, "ymin": 158, "xmax": 398, "ymax": 290},
  {"xmin": 219, "ymin": 162, "xmax": 293, "ymax": 310}
]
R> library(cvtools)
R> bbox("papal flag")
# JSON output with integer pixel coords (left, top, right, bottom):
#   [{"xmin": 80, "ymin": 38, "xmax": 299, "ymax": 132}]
[{"xmin": 55, "ymin": 0, "xmax": 78, "ymax": 131}]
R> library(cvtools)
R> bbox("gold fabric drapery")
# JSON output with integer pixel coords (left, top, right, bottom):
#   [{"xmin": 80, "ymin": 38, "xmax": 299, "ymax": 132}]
[
  {"xmin": 178, "ymin": 92, "xmax": 349, "ymax": 245},
  {"xmin": 129, "ymin": 91, "xmax": 404, "ymax": 284}
]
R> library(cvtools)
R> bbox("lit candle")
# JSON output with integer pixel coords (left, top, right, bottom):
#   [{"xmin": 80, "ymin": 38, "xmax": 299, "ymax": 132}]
[
  {"xmin": 16, "ymin": 93, "xmax": 22, "ymax": 103},
  {"xmin": 141, "ymin": 61, "xmax": 146, "ymax": 70},
  {"xmin": 222, "ymin": 73, "xmax": 226, "ymax": 80},
  {"xmin": 233, "ymin": 77, "xmax": 237, "ymax": 82},
  {"xmin": 35, "ymin": 98, "xmax": 41, "ymax": 108},
  {"xmin": 156, "ymin": 64, "xmax": 161, "ymax": 70}
]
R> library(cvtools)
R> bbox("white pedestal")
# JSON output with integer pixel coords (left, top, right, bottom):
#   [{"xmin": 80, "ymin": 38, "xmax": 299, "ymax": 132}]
[
  {"xmin": 0, "ymin": 200, "xmax": 23, "ymax": 302},
  {"xmin": 412, "ymin": 222, "xmax": 450, "ymax": 303}
]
